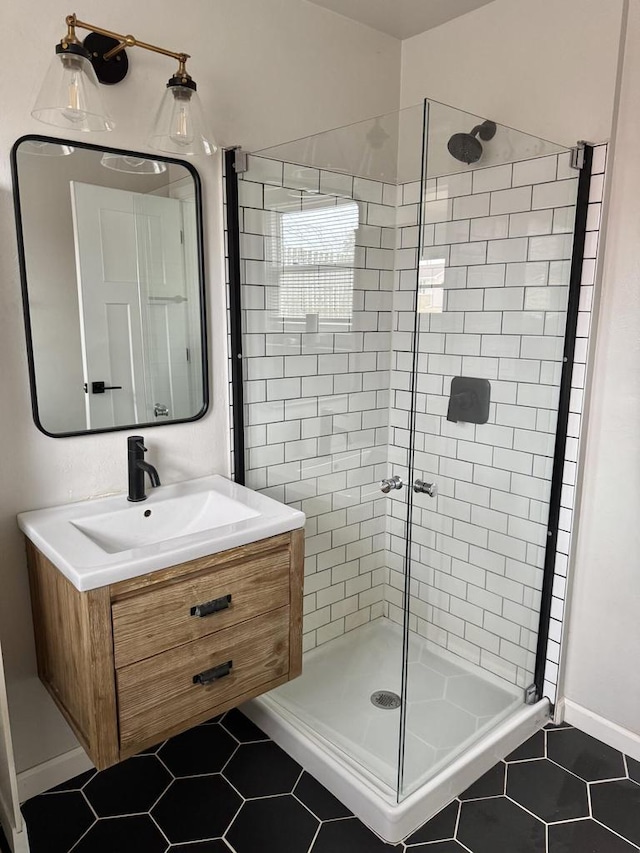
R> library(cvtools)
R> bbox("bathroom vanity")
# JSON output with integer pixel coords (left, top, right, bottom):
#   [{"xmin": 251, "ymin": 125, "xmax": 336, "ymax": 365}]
[{"xmin": 18, "ymin": 476, "xmax": 305, "ymax": 770}]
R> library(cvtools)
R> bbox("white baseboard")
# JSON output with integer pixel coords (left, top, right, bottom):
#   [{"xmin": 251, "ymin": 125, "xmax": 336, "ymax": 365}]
[
  {"xmin": 564, "ymin": 699, "xmax": 640, "ymax": 762},
  {"xmin": 0, "ymin": 790, "xmax": 29, "ymax": 853},
  {"xmin": 553, "ymin": 697, "xmax": 566, "ymax": 724},
  {"xmin": 0, "ymin": 789, "xmax": 15, "ymax": 850},
  {"xmin": 9, "ymin": 827, "xmax": 30, "ymax": 853},
  {"xmin": 17, "ymin": 747, "xmax": 93, "ymax": 803}
]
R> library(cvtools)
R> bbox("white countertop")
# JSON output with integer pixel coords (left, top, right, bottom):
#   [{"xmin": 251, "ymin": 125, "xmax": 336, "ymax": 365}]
[{"xmin": 17, "ymin": 475, "xmax": 305, "ymax": 592}]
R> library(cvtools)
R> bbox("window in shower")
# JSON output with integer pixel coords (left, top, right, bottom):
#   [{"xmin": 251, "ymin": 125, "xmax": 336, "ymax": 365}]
[
  {"xmin": 278, "ymin": 201, "xmax": 358, "ymax": 326},
  {"xmin": 417, "ymin": 257, "xmax": 445, "ymax": 313}
]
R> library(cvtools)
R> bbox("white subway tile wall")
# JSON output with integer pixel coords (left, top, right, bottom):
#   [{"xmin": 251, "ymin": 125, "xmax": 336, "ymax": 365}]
[
  {"xmin": 237, "ymin": 156, "xmax": 393, "ymax": 654},
  {"xmin": 387, "ymin": 151, "xmax": 581, "ymax": 691},
  {"xmin": 227, "ymin": 146, "xmax": 602, "ymax": 699}
]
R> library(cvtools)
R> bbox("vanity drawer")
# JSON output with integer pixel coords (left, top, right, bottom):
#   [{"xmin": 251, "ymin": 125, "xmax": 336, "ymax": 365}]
[
  {"xmin": 116, "ymin": 607, "xmax": 289, "ymax": 752},
  {"xmin": 112, "ymin": 547, "xmax": 290, "ymax": 667}
]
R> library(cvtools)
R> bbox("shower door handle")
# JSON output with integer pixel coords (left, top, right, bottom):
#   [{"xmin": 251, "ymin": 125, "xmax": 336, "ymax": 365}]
[
  {"xmin": 414, "ymin": 480, "xmax": 437, "ymax": 498},
  {"xmin": 381, "ymin": 476, "xmax": 403, "ymax": 494}
]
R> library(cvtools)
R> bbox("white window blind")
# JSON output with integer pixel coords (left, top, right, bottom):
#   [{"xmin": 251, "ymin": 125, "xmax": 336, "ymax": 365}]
[{"xmin": 275, "ymin": 200, "xmax": 359, "ymax": 322}]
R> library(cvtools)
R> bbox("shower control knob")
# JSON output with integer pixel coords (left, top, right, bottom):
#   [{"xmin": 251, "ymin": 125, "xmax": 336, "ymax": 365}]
[
  {"xmin": 380, "ymin": 475, "xmax": 403, "ymax": 494},
  {"xmin": 414, "ymin": 479, "xmax": 437, "ymax": 497}
]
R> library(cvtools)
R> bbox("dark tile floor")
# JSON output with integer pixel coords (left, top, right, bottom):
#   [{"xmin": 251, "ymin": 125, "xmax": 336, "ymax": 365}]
[{"xmin": 20, "ymin": 712, "xmax": 640, "ymax": 853}]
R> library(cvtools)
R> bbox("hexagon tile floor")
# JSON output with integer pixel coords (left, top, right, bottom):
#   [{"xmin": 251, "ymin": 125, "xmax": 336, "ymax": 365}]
[{"xmin": 19, "ymin": 712, "xmax": 640, "ymax": 853}]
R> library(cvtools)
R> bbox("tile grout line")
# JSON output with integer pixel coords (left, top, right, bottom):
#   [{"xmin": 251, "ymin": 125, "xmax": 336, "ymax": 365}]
[
  {"xmin": 590, "ymin": 816, "xmax": 640, "ymax": 851},
  {"xmin": 148, "ymin": 812, "xmax": 171, "ymax": 848},
  {"xmin": 65, "ymin": 816, "xmax": 98, "ymax": 853},
  {"xmin": 305, "ymin": 820, "xmax": 322, "ymax": 853}
]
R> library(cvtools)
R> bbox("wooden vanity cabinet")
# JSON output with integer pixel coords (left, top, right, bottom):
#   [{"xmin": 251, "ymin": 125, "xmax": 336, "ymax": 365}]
[{"xmin": 26, "ymin": 529, "xmax": 304, "ymax": 769}]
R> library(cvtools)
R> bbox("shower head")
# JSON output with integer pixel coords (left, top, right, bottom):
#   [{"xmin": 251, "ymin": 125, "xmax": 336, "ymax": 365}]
[
  {"xmin": 447, "ymin": 119, "xmax": 497, "ymax": 164},
  {"xmin": 447, "ymin": 133, "xmax": 483, "ymax": 164}
]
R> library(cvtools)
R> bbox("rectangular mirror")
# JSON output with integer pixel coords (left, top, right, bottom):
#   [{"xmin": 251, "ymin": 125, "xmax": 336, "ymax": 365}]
[{"xmin": 11, "ymin": 135, "xmax": 208, "ymax": 437}]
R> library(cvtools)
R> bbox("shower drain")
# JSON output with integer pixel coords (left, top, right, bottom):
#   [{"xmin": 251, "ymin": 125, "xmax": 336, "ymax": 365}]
[{"xmin": 370, "ymin": 690, "xmax": 401, "ymax": 710}]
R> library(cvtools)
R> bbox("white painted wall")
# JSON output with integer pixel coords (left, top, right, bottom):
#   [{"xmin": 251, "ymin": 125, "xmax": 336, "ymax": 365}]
[
  {"xmin": 0, "ymin": 0, "xmax": 400, "ymax": 787},
  {"xmin": 562, "ymin": 1, "xmax": 640, "ymax": 746},
  {"xmin": 400, "ymin": 0, "xmax": 624, "ymax": 147}
]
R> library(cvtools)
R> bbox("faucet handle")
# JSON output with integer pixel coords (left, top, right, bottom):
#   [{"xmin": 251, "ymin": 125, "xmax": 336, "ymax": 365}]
[{"xmin": 128, "ymin": 435, "xmax": 147, "ymax": 453}]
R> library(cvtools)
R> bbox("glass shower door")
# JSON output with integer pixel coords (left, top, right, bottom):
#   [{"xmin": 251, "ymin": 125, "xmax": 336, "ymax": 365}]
[
  {"xmin": 233, "ymin": 108, "xmax": 421, "ymax": 794},
  {"xmin": 398, "ymin": 99, "xmax": 579, "ymax": 797}
]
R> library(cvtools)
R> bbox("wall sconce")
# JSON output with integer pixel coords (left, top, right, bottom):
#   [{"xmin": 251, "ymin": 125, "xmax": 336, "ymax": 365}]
[{"xmin": 32, "ymin": 13, "xmax": 217, "ymax": 156}]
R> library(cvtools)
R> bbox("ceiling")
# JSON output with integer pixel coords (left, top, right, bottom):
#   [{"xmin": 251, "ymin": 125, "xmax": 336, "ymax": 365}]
[{"xmin": 306, "ymin": 0, "xmax": 496, "ymax": 40}]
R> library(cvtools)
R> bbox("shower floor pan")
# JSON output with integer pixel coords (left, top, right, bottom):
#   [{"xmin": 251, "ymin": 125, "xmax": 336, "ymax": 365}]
[{"xmin": 242, "ymin": 618, "xmax": 549, "ymax": 843}]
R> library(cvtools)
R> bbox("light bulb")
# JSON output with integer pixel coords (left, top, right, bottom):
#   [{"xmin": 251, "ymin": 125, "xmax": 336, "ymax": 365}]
[
  {"xmin": 169, "ymin": 88, "xmax": 195, "ymax": 147},
  {"xmin": 61, "ymin": 55, "xmax": 85, "ymax": 123}
]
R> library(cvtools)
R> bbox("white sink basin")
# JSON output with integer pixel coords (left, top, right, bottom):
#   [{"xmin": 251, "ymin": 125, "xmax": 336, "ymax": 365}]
[
  {"xmin": 72, "ymin": 491, "xmax": 261, "ymax": 554},
  {"xmin": 18, "ymin": 475, "xmax": 305, "ymax": 591}
]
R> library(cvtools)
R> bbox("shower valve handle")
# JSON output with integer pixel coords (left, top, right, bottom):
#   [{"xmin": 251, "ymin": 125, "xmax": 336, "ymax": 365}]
[
  {"xmin": 380, "ymin": 475, "xmax": 403, "ymax": 494},
  {"xmin": 414, "ymin": 480, "xmax": 437, "ymax": 498}
]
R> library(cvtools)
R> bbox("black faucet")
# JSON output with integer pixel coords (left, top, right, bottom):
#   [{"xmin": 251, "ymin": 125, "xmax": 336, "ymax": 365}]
[{"xmin": 127, "ymin": 435, "xmax": 161, "ymax": 502}]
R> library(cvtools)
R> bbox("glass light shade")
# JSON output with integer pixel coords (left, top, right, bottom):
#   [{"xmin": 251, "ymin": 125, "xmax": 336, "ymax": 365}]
[
  {"xmin": 148, "ymin": 84, "xmax": 217, "ymax": 156},
  {"xmin": 32, "ymin": 50, "xmax": 114, "ymax": 132},
  {"xmin": 100, "ymin": 153, "xmax": 167, "ymax": 174},
  {"xmin": 21, "ymin": 140, "xmax": 75, "ymax": 156}
]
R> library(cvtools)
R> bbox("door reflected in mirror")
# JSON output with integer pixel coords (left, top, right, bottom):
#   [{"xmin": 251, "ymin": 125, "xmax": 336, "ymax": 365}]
[{"xmin": 12, "ymin": 136, "xmax": 208, "ymax": 436}]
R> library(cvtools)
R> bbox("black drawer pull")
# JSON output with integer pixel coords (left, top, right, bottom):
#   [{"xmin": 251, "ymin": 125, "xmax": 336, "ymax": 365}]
[
  {"xmin": 193, "ymin": 660, "xmax": 233, "ymax": 686},
  {"xmin": 190, "ymin": 594, "xmax": 232, "ymax": 618}
]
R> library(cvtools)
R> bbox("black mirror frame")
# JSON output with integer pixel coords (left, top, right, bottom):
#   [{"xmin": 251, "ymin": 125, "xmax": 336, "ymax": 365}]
[{"xmin": 10, "ymin": 133, "xmax": 209, "ymax": 438}]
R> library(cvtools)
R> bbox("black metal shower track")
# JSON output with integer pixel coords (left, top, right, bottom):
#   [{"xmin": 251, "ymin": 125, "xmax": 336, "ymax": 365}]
[
  {"xmin": 225, "ymin": 148, "xmax": 246, "ymax": 486},
  {"xmin": 533, "ymin": 144, "xmax": 594, "ymax": 702}
]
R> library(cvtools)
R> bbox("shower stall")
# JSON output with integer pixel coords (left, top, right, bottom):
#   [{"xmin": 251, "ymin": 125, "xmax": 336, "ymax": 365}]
[{"xmin": 224, "ymin": 98, "xmax": 590, "ymax": 841}]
